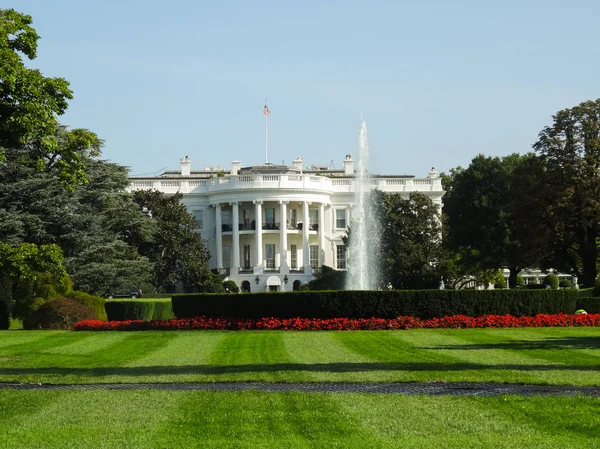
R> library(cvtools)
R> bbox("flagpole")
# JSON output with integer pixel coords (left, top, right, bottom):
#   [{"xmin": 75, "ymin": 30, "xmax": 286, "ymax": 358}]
[{"xmin": 263, "ymin": 98, "xmax": 269, "ymax": 164}]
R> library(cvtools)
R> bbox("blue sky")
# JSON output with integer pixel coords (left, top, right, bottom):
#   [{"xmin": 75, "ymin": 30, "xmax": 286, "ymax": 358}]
[{"xmin": 15, "ymin": 0, "xmax": 600, "ymax": 176}]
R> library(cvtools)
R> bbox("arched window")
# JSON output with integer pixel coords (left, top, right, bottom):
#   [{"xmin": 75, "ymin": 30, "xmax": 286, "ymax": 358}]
[{"xmin": 293, "ymin": 280, "xmax": 302, "ymax": 291}]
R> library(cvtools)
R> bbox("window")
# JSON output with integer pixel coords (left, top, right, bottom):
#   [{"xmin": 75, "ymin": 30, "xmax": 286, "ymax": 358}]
[
  {"xmin": 223, "ymin": 245, "xmax": 231, "ymax": 268},
  {"xmin": 243, "ymin": 245, "xmax": 251, "ymax": 269},
  {"xmin": 309, "ymin": 245, "xmax": 319, "ymax": 269},
  {"xmin": 290, "ymin": 209, "xmax": 297, "ymax": 227},
  {"xmin": 243, "ymin": 209, "xmax": 250, "ymax": 226},
  {"xmin": 290, "ymin": 244, "xmax": 297, "ymax": 269},
  {"xmin": 336, "ymin": 245, "xmax": 347, "ymax": 270},
  {"xmin": 265, "ymin": 207, "xmax": 275, "ymax": 229},
  {"xmin": 335, "ymin": 209, "xmax": 346, "ymax": 229},
  {"xmin": 265, "ymin": 244, "xmax": 276, "ymax": 269},
  {"xmin": 192, "ymin": 210, "xmax": 203, "ymax": 230},
  {"xmin": 221, "ymin": 210, "xmax": 231, "ymax": 225},
  {"xmin": 309, "ymin": 209, "xmax": 318, "ymax": 227}
]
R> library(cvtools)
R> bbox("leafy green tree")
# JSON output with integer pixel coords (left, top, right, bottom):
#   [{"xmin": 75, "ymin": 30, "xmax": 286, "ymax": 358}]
[
  {"xmin": 0, "ymin": 151, "xmax": 154, "ymax": 296},
  {"xmin": 444, "ymin": 153, "xmax": 543, "ymax": 288},
  {"xmin": 0, "ymin": 9, "xmax": 100, "ymax": 188},
  {"xmin": 359, "ymin": 191, "xmax": 443, "ymax": 290},
  {"xmin": 307, "ymin": 265, "xmax": 347, "ymax": 290},
  {"xmin": 533, "ymin": 99, "xmax": 600, "ymax": 287},
  {"xmin": 0, "ymin": 242, "xmax": 66, "ymax": 328},
  {"xmin": 131, "ymin": 190, "xmax": 216, "ymax": 292}
]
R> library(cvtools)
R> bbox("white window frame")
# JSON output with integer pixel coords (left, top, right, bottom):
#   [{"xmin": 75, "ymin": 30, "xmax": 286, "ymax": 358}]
[
  {"xmin": 192, "ymin": 210, "xmax": 204, "ymax": 230},
  {"xmin": 335, "ymin": 209, "xmax": 346, "ymax": 229},
  {"xmin": 265, "ymin": 243, "xmax": 276, "ymax": 269},
  {"xmin": 336, "ymin": 245, "xmax": 347, "ymax": 270},
  {"xmin": 309, "ymin": 245, "xmax": 319, "ymax": 269}
]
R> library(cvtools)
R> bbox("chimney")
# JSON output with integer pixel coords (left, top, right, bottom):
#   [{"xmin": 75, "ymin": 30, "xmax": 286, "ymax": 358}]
[
  {"xmin": 292, "ymin": 157, "xmax": 303, "ymax": 171},
  {"xmin": 343, "ymin": 154, "xmax": 354, "ymax": 175},
  {"xmin": 231, "ymin": 160, "xmax": 242, "ymax": 175},
  {"xmin": 180, "ymin": 155, "xmax": 191, "ymax": 177}
]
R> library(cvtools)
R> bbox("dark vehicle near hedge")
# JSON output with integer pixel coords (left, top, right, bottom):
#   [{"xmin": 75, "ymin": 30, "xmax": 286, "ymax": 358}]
[{"xmin": 106, "ymin": 288, "xmax": 143, "ymax": 299}]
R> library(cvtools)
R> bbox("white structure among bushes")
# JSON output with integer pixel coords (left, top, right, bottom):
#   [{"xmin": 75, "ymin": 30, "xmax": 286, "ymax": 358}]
[{"xmin": 128, "ymin": 156, "xmax": 444, "ymax": 291}]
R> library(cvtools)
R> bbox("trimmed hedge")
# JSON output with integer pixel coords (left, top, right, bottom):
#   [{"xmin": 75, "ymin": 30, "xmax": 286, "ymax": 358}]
[
  {"xmin": 576, "ymin": 297, "xmax": 600, "ymax": 314},
  {"xmin": 67, "ymin": 291, "xmax": 107, "ymax": 321},
  {"xmin": 105, "ymin": 300, "xmax": 175, "ymax": 321},
  {"xmin": 171, "ymin": 289, "xmax": 579, "ymax": 320}
]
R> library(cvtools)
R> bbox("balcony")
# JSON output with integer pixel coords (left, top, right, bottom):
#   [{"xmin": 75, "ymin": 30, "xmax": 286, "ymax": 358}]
[
  {"xmin": 262, "ymin": 222, "xmax": 280, "ymax": 230},
  {"xmin": 128, "ymin": 173, "xmax": 443, "ymax": 196}
]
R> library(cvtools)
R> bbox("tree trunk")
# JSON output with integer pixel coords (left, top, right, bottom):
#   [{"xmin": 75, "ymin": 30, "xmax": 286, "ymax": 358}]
[
  {"xmin": 508, "ymin": 267, "xmax": 521, "ymax": 289},
  {"xmin": 0, "ymin": 274, "xmax": 13, "ymax": 330},
  {"xmin": 580, "ymin": 225, "xmax": 597, "ymax": 287}
]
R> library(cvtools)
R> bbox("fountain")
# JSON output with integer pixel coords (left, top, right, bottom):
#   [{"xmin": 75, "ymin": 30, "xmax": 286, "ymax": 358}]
[{"xmin": 346, "ymin": 119, "xmax": 381, "ymax": 290}]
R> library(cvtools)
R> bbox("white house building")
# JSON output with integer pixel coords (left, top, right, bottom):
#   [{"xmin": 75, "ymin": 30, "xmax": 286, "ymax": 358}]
[{"xmin": 127, "ymin": 156, "xmax": 444, "ymax": 292}]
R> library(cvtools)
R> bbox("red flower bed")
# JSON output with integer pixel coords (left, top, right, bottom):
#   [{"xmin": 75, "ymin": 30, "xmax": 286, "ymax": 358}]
[{"xmin": 73, "ymin": 313, "xmax": 600, "ymax": 331}]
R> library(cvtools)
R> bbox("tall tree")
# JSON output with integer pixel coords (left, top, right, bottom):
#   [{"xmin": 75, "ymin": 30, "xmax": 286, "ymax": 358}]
[
  {"xmin": 0, "ymin": 149, "xmax": 155, "ymax": 296},
  {"xmin": 444, "ymin": 153, "xmax": 543, "ymax": 287},
  {"xmin": 0, "ymin": 242, "xmax": 66, "ymax": 329},
  {"xmin": 533, "ymin": 99, "xmax": 600, "ymax": 286},
  {"xmin": 131, "ymin": 190, "xmax": 216, "ymax": 292},
  {"xmin": 359, "ymin": 191, "xmax": 443, "ymax": 290},
  {"xmin": 0, "ymin": 9, "xmax": 99, "ymax": 188}
]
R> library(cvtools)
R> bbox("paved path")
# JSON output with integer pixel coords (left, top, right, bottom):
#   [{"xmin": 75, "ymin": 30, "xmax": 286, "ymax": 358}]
[{"xmin": 1, "ymin": 381, "xmax": 599, "ymax": 397}]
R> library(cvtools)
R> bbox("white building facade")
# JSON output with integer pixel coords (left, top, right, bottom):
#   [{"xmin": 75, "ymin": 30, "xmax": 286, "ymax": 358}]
[{"xmin": 128, "ymin": 156, "xmax": 444, "ymax": 292}]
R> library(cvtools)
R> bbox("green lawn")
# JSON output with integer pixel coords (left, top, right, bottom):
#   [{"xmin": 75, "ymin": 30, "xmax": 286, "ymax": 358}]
[
  {"xmin": 1, "ymin": 327, "xmax": 599, "ymax": 385},
  {"xmin": 0, "ymin": 390, "xmax": 598, "ymax": 449},
  {"xmin": 2, "ymin": 328, "xmax": 600, "ymax": 448}
]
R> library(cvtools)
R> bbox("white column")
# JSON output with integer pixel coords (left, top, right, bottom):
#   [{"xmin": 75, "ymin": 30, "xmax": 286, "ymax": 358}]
[
  {"xmin": 254, "ymin": 200, "xmax": 263, "ymax": 269},
  {"xmin": 319, "ymin": 202, "xmax": 325, "ymax": 267},
  {"xmin": 303, "ymin": 201, "xmax": 310, "ymax": 271},
  {"xmin": 215, "ymin": 203, "xmax": 223, "ymax": 270},
  {"xmin": 231, "ymin": 201, "xmax": 239, "ymax": 275},
  {"xmin": 279, "ymin": 200, "xmax": 288, "ymax": 272}
]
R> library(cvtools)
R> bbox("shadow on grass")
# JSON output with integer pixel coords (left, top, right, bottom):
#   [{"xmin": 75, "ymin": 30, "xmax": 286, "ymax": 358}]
[
  {"xmin": 0, "ymin": 361, "xmax": 599, "ymax": 377},
  {"xmin": 425, "ymin": 336, "xmax": 600, "ymax": 351}
]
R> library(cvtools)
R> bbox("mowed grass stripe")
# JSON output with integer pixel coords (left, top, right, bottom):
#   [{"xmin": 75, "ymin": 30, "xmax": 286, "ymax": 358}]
[
  {"xmin": 1, "ymin": 391, "xmax": 598, "ymax": 448},
  {"xmin": 153, "ymin": 391, "xmax": 389, "ymax": 449},
  {"xmin": 483, "ymin": 395, "xmax": 600, "ymax": 442},
  {"xmin": 122, "ymin": 331, "xmax": 225, "ymax": 367},
  {"xmin": 0, "ymin": 390, "xmax": 183, "ymax": 449},
  {"xmin": 0, "ymin": 332, "xmax": 93, "ymax": 358},
  {"xmin": 427, "ymin": 327, "xmax": 600, "ymax": 365},
  {"xmin": 399, "ymin": 328, "xmax": 600, "ymax": 385},
  {"xmin": 0, "ymin": 333, "xmax": 177, "ymax": 384},
  {"xmin": 207, "ymin": 331, "xmax": 307, "ymax": 381}
]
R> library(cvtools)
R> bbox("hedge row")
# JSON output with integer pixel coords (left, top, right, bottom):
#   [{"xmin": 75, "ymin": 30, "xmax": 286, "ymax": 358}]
[
  {"xmin": 171, "ymin": 289, "xmax": 578, "ymax": 320},
  {"xmin": 105, "ymin": 300, "xmax": 175, "ymax": 321},
  {"xmin": 576, "ymin": 297, "xmax": 600, "ymax": 314}
]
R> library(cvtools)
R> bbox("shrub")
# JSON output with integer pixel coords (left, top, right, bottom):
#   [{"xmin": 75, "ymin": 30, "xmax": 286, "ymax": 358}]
[
  {"xmin": 25, "ymin": 297, "xmax": 97, "ymax": 330},
  {"xmin": 105, "ymin": 300, "xmax": 174, "ymax": 321},
  {"xmin": 171, "ymin": 289, "xmax": 578, "ymax": 320},
  {"xmin": 559, "ymin": 279, "xmax": 573, "ymax": 289},
  {"xmin": 516, "ymin": 275, "xmax": 525, "ymax": 288},
  {"xmin": 307, "ymin": 265, "xmax": 347, "ymax": 291},
  {"xmin": 592, "ymin": 282, "xmax": 600, "ymax": 297},
  {"xmin": 222, "ymin": 280, "xmax": 239, "ymax": 293},
  {"xmin": 492, "ymin": 271, "xmax": 506, "ymax": 289},
  {"xmin": 542, "ymin": 274, "xmax": 559, "ymax": 290},
  {"xmin": 67, "ymin": 291, "xmax": 107, "ymax": 321}
]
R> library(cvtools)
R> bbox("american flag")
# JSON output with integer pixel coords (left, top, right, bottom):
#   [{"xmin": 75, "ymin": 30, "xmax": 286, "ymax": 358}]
[{"xmin": 263, "ymin": 104, "xmax": 270, "ymax": 116}]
